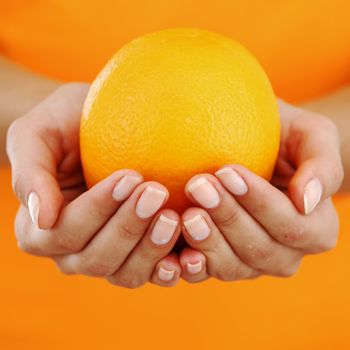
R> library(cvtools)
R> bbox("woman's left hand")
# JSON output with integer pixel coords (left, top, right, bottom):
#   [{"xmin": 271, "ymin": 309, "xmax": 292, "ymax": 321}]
[{"xmin": 177, "ymin": 100, "xmax": 344, "ymax": 282}]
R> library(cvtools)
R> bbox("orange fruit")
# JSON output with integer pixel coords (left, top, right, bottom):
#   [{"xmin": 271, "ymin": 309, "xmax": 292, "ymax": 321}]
[{"xmin": 80, "ymin": 28, "xmax": 280, "ymax": 212}]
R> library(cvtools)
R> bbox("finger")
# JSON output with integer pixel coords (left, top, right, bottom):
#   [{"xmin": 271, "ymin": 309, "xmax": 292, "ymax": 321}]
[
  {"xmin": 108, "ymin": 209, "xmax": 181, "ymax": 288},
  {"xmin": 215, "ymin": 164, "xmax": 339, "ymax": 253},
  {"xmin": 150, "ymin": 253, "xmax": 182, "ymax": 287},
  {"xmin": 179, "ymin": 247, "xmax": 209, "ymax": 283},
  {"xmin": 278, "ymin": 100, "xmax": 344, "ymax": 214},
  {"xmin": 185, "ymin": 174, "xmax": 302, "ymax": 276},
  {"xmin": 181, "ymin": 208, "xmax": 258, "ymax": 281},
  {"xmin": 15, "ymin": 169, "xmax": 143, "ymax": 256},
  {"xmin": 55, "ymin": 181, "xmax": 169, "ymax": 276},
  {"xmin": 6, "ymin": 119, "xmax": 63, "ymax": 229}
]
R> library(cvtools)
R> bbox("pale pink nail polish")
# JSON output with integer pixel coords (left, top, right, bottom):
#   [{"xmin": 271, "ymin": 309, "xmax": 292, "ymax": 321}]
[
  {"xmin": 112, "ymin": 175, "xmax": 142, "ymax": 201},
  {"xmin": 136, "ymin": 186, "xmax": 167, "ymax": 219},
  {"xmin": 304, "ymin": 178, "xmax": 322, "ymax": 215},
  {"xmin": 184, "ymin": 214, "xmax": 210, "ymax": 241},
  {"xmin": 215, "ymin": 167, "xmax": 248, "ymax": 195},
  {"xmin": 150, "ymin": 215, "xmax": 178, "ymax": 245},
  {"xmin": 28, "ymin": 192, "xmax": 40, "ymax": 228},
  {"xmin": 158, "ymin": 266, "xmax": 175, "ymax": 281},
  {"xmin": 186, "ymin": 261, "xmax": 202, "ymax": 274},
  {"xmin": 187, "ymin": 177, "xmax": 220, "ymax": 208}
]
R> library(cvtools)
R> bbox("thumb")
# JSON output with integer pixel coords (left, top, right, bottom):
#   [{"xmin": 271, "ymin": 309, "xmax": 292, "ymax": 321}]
[
  {"xmin": 283, "ymin": 106, "xmax": 344, "ymax": 215},
  {"xmin": 6, "ymin": 119, "xmax": 64, "ymax": 229}
]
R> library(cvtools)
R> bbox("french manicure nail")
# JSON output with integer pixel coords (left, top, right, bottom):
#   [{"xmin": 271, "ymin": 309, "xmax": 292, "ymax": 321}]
[
  {"xmin": 186, "ymin": 261, "xmax": 202, "ymax": 275},
  {"xmin": 158, "ymin": 266, "xmax": 175, "ymax": 281},
  {"xmin": 215, "ymin": 167, "xmax": 248, "ymax": 195},
  {"xmin": 28, "ymin": 192, "xmax": 40, "ymax": 228},
  {"xmin": 304, "ymin": 178, "xmax": 322, "ymax": 215},
  {"xmin": 136, "ymin": 186, "xmax": 167, "ymax": 219},
  {"xmin": 150, "ymin": 215, "xmax": 178, "ymax": 245},
  {"xmin": 184, "ymin": 214, "xmax": 210, "ymax": 241},
  {"xmin": 187, "ymin": 177, "xmax": 220, "ymax": 208},
  {"xmin": 112, "ymin": 175, "xmax": 142, "ymax": 201}
]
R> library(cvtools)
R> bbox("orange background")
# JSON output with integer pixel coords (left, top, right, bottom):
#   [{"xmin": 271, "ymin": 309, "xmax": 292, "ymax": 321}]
[
  {"xmin": 1, "ymin": 1, "xmax": 350, "ymax": 349},
  {"xmin": 1, "ymin": 0, "xmax": 350, "ymax": 102}
]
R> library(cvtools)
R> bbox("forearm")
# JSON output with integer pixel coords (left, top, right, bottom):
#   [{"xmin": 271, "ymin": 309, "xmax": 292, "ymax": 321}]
[
  {"xmin": 301, "ymin": 85, "xmax": 350, "ymax": 192},
  {"xmin": 0, "ymin": 55, "xmax": 60, "ymax": 164}
]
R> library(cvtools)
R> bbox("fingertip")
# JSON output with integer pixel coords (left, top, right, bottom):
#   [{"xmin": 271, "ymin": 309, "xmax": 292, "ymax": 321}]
[
  {"xmin": 179, "ymin": 247, "xmax": 206, "ymax": 272},
  {"xmin": 21, "ymin": 172, "xmax": 64, "ymax": 230},
  {"xmin": 152, "ymin": 253, "xmax": 181, "ymax": 287},
  {"xmin": 215, "ymin": 165, "xmax": 249, "ymax": 196},
  {"xmin": 181, "ymin": 208, "xmax": 212, "ymax": 244},
  {"xmin": 179, "ymin": 248, "xmax": 208, "ymax": 282},
  {"xmin": 111, "ymin": 170, "xmax": 144, "ymax": 202}
]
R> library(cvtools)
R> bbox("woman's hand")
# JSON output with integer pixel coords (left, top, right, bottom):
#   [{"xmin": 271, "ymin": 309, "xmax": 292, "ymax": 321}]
[
  {"xmin": 6, "ymin": 83, "xmax": 186, "ymax": 288},
  {"xmin": 178, "ymin": 100, "xmax": 344, "ymax": 282}
]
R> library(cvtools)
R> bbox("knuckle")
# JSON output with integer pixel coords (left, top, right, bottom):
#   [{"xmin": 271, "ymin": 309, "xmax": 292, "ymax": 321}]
[
  {"xmin": 316, "ymin": 229, "xmax": 339, "ymax": 253},
  {"xmin": 279, "ymin": 220, "xmax": 308, "ymax": 246},
  {"xmin": 80, "ymin": 257, "xmax": 115, "ymax": 277},
  {"xmin": 321, "ymin": 235, "xmax": 338, "ymax": 251},
  {"xmin": 307, "ymin": 204, "xmax": 338, "ymax": 254},
  {"xmin": 215, "ymin": 208, "xmax": 240, "ymax": 229},
  {"xmin": 214, "ymin": 263, "xmax": 240, "ymax": 281},
  {"xmin": 55, "ymin": 261, "xmax": 75, "ymax": 275},
  {"xmin": 277, "ymin": 261, "xmax": 301, "ymax": 278},
  {"xmin": 56, "ymin": 235, "xmax": 81, "ymax": 253},
  {"xmin": 244, "ymin": 242, "xmax": 274, "ymax": 267},
  {"xmin": 108, "ymin": 274, "xmax": 144, "ymax": 289},
  {"xmin": 118, "ymin": 224, "xmax": 142, "ymax": 242}
]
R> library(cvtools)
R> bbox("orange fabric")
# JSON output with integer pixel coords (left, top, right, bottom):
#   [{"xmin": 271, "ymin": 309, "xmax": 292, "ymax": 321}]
[
  {"xmin": 0, "ymin": 0, "xmax": 350, "ymax": 102},
  {"xmin": 1, "ymin": 166, "xmax": 350, "ymax": 348}
]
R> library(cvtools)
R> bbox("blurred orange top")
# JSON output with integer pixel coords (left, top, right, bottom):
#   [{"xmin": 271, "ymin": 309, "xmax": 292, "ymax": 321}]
[{"xmin": 1, "ymin": 0, "xmax": 350, "ymax": 102}]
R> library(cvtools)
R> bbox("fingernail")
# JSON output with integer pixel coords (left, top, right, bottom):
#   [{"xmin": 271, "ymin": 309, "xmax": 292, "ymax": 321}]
[
  {"xmin": 304, "ymin": 178, "xmax": 323, "ymax": 215},
  {"xmin": 187, "ymin": 177, "xmax": 220, "ymax": 208},
  {"xmin": 158, "ymin": 266, "xmax": 175, "ymax": 282},
  {"xmin": 150, "ymin": 215, "xmax": 178, "ymax": 245},
  {"xmin": 112, "ymin": 175, "xmax": 142, "ymax": 201},
  {"xmin": 215, "ymin": 167, "xmax": 248, "ymax": 195},
  {"xmin": 184, "ymin": 214, "xmax": 210, "ymax": 241},
  {"xmin": 28, "ymin": 192, "xmax": 40, "ymax": 228},
  {"xmin": 136, "ymin": 186, "xmax": 167, "ymax": 219},
  {"xmin": 186, "ymin": 261, "xmax": 202, "ymax": 275}
]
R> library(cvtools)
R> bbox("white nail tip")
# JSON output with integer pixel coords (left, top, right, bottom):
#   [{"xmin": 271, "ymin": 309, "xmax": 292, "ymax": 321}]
[
  {"xmin": 136, "ymin": 186, "xmax": 167, "ymax": 218},
  {"xmin": 187, "ymin": 177, "xmax": 209, "ymax": 193},
  {"xmin": 304, "ymin": 178, "xmax": 323, "ymax": 215},
  {"xmin": 187, "ymin": 261, "xmax": 202, "ymax": 274},
  {"xmin": 159, "ymin": 215, "xmax": 178, "ymax": 226},
  {"xmin": 183, "ymin": 214, "xmax": 203, "ymax": 228},
  {"xmin": 158, "ymin": 267, "xmax": 175, "ymax": 281},
  {"xmin": 183, "ymin": 214, "xmax": 210, "ymax": 241},
  {"xmin": 215, "ymin": 167, "xmax": 248, "ymax": 195},
  {"xmin": 112, "ymin": 175, "xmax": 141, "ymax": 201},
  {"xmin": 28, "ymin": 192, "xmax": 40, "ymax": 227},
  {"xmin": 144, "ymin": 186, "xmax": 167, "ymax": 197},
  {"xmin": 215, "ymin": 168, "xmax": 233, "ymax": 176}
]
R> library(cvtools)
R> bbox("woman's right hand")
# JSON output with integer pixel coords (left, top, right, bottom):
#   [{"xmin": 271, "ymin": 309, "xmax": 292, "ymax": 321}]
[{"xmin": 6, "ymin": 83, "xmax": 204, "ymax": 288}]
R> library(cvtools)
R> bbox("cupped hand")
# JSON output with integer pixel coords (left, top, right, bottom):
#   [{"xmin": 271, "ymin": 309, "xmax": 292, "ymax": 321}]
[
  {"xmin": 6, "ymin": 83, "xmax": 188, "ymax": 288},
  {"xmin": 179, "ymin": 100, "xmax": 344, "ymax": 282}
]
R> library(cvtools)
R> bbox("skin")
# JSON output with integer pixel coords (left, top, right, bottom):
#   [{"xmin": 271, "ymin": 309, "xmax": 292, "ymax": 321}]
[{"xmin": 2, "ymin": 56, "xmax": 348, "ymax": 287}]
